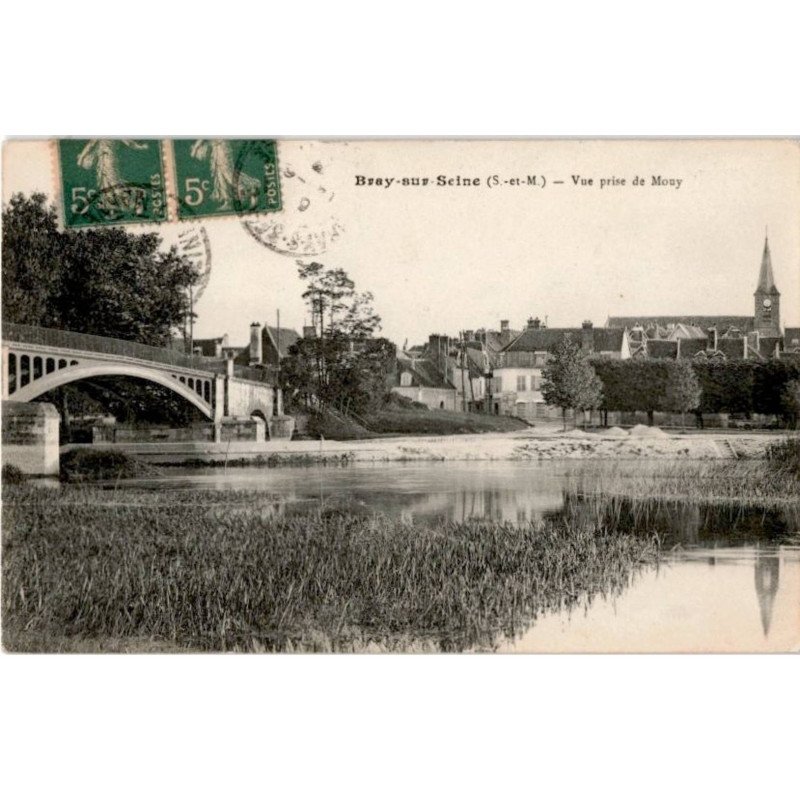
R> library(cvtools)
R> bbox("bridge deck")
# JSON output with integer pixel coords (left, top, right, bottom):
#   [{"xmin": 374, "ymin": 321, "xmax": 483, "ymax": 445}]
[{"xmin": 2, "ymin": 322, "xmax": 275, "ymax": 383}]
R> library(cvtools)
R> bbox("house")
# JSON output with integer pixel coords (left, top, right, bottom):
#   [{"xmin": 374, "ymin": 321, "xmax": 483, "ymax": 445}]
[
  {"xmin": 393, "ymin": 348, "xmax": 457, "ymax": 410},
  {"xmin": 172, "ymin": 322, "xmax": 301, "ymax": 372},
  {"xmin": 234, "ymin": 322, "xmax": 301, "ymax": 368},
  {"xmin": 492, "ymin": 318, "xmax": 630, "ymax": 421},
  {"xmin": 392, "ymin": 333, "xmax": 489, "ymax": 411}
]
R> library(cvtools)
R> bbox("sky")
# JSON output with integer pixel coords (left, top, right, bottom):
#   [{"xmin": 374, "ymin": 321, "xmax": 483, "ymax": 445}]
[{"xmin": 3, "ymin": 138, "xmax": 799, "ymax": 347}]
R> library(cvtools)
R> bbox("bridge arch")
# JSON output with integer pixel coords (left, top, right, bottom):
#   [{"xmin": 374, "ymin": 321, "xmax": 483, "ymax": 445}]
[{"xmin": 10, "ymin": 363, "xmax": 214, "ymax": 419}]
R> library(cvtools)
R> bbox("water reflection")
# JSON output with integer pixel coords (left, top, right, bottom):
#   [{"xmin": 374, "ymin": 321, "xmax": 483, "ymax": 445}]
[
  {"xmin": 500, "ymin": 546, "xmax": 799, "ymax": 653},
  {"xmin": 755, "ymin": 549, "xmax": 781, "ymax": 636},
  {"xmin": 119, "ymin": 461, "xmax": 799, "ymax": 545}
]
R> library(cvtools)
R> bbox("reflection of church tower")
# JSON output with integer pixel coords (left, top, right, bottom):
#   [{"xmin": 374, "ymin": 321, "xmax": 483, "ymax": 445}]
[
  {"xmin": 754, "ymin": 236, "xmax": 781, "ymax": 336},
  {"xmin": 754, "ymin": 549, "xmax": 780, "ymax": 637}
]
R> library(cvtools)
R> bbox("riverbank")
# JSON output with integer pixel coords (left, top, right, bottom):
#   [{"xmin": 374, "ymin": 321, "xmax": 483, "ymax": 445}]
[{"xmin": 61, "ymin": 425, "xmax": 792, "ymax": 467}]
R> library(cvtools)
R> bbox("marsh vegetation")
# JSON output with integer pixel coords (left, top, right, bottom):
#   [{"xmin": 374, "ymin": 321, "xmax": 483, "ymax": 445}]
[{"xmin": 3, "ymin": 484, "xmax": 658, "ymax": 653}]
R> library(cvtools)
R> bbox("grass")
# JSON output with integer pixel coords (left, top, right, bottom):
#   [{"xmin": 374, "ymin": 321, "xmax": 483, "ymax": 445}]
[
  {"xmin": 765, "ymin": 436, "xmax": 800, "ymax": 479},
  {"xmin": 300, "ymin": 405, "xmax": 530, "ymax": 440},
  {"xmin": 361, "ymin": 407, "xmax": 529, "ymax": 436},
  {"xmin": 565, "ymin": 454, "xmax": 800, "ymax": 507},
  {"xmin": 2, "ymin": 485, "xmax": 657, "ymax": 653}
]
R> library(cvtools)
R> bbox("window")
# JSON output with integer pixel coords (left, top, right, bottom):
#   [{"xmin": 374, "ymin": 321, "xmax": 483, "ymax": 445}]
[
  {"xmin": 531, "ymin": 374, "xmax": 540, "ymax": 390},
  {"xmin": 400, "ymin": 371, "xmax": 412, "ymax": 387},
  {"xmin": 516, "ymin": 375, "xmax": 527, "ymax": 391}
]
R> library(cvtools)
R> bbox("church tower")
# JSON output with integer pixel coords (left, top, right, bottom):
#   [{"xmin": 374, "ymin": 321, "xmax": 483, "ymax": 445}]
[{"xmin": 754, "ymin": 236, "xmax": 781, "ymax": 336}]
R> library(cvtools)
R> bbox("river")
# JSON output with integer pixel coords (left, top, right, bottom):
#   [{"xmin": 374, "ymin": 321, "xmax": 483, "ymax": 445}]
[{"xmin": 116, "ymin": 460, "xmax": 800, "ymax": 652}]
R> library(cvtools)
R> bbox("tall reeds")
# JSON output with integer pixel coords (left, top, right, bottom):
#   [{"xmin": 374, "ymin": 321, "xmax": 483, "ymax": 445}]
[{"xmin": 2, "ymin": 485, "xmax": 657, "ymax": 653}]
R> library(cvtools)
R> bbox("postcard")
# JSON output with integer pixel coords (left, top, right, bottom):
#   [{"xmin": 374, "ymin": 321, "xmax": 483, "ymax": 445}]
[{"xmin": 2, "ymin": 138, "xmax": 799, "ymax": 653}]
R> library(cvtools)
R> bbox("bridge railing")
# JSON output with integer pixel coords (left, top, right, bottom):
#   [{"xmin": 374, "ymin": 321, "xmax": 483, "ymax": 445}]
[
  {"xmin": 3, "ymin": 322, "xmax": 213, "ymax": 371},
  {"xmin": 3, "ymin": 322, "xmax": 278, "ymax": 383}
]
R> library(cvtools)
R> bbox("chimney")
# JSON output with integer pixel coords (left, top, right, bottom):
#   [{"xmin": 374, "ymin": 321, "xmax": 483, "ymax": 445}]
[
  {"xmin": 581, "ymin": 320, "xmax": 594, "ymax": 354},
  {"xmin": 429, "ymin": 334, "xmax": 444, "ymax": 365},
  {"xmin": 249, "ymin": 322, "xmax": 263, "ymax": 365},
  {"xmin": 214, "ymin": 338, "xmax": 223, "ymax": 358},
  {"xmin": 527, "ymin": 316, "xmax": 541, "ymax": 330},
  {"xmin": 708, "ymin": 326, "xmax": 718, "ymax": 352},
  {"xmin": 463, "ymin": 330, "xmax": 474, "ymax": 342},
  {"xmin": 500, "ymin": 320, "xmax": 509, "ymax": 332},
  {"xmin": 303, "ymin": 325, "xmax": 317, "ymax": 339}
]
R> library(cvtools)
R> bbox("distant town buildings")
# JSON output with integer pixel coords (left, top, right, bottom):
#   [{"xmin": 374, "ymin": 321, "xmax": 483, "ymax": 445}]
[
  {"xmin": 391, "ymin": 236, "xmax": 800, "ymax": 421},
  {"xmin": 175, "ymin": 322, "xmax": 301, "ymax": 371}
]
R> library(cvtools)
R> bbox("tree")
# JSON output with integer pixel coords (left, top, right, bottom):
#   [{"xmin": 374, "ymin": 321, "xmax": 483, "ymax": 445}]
[
  {"xmin": 780, "ymin": 379, "xmax": 800, "ymax": 429},
  {"xmin": 2, "ymin": 193, "xmax": 64, "ymax": 327},
  {"xmin": 2, "ymin": 193, "xmax": 198, "ymax": 346},
  {"xmin": 297, "ymin": 261, "xmax": 381, "ymax": 338},
  {"xmin": 664, "ymin": 360, "xmax": 703, "ymax": 430},
  {"xmin": 2, "ymin": 193, "xmax": 202, "ymax": 431},
  {"xmin": 283, "ymin": 261, "xmax": 385, "ymax": 413},
  {"xmin": 541, "ymin": 338, "xmax": 604, "ymax": 430}
]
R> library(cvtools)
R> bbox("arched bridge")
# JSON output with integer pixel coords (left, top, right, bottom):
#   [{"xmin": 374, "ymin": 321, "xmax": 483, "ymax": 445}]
[{"xmin": 2, "ymin": 322, "xmax": 276, "ymax": 422}]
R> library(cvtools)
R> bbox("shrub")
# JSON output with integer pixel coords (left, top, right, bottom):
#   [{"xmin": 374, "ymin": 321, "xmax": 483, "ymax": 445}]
[
  {"xmin": 60, "ymin": 449, "xmax": 159, "ymax": 482},
  {"xmin": 2, "ymin": 464, "xmax": 27, "ymax": 485}
]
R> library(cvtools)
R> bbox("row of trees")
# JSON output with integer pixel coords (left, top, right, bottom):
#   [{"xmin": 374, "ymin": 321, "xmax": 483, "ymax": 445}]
[
  {"xmin": 540, "ymin": 338, "xmax": 800, "ymax": 427},
  {"xmin": 592, "ymin": 358, "xmax": 800, "ymax": 421}
]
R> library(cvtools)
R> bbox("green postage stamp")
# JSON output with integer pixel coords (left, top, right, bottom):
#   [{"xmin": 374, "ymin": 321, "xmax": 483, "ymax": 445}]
[
  {"xmin": 57, "ymin": 139, "xmax": 281, "ymax": 227},
  {"xmin": 58, "ymin": 139, "xmax": 167, "ymax": 228},
  {"xmin": 172, "ymin": 139, "xmax": 282, "ymax": 220}
]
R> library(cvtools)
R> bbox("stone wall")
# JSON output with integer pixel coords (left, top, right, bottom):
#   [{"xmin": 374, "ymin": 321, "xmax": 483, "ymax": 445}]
[
  {"xmin": 225, "ymin": 377, "xmax": 274, "ymax": 418},
  {"xmin": 93, "ymin": 424, "xmax": 215, "ymax": 443},
  {"xmin": 2, "ymin": 401, "xmax": 60, "ymax": 475},
  {"xmin": 217, "ymin": 416, "xmax": 266, "ymax": 442},
  {"xmin": 391, "ymin": 386, "xmax": 457, "ymax": 411}
]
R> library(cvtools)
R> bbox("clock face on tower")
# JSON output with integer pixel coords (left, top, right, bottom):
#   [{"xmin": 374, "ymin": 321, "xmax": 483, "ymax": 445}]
[{"xmin": 763, "ymin": 298, "xmax": 772, "ymax": 309}]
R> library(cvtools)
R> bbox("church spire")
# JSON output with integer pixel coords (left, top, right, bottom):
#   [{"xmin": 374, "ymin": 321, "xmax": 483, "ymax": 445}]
[{"xmin": 756, "ymin": 235, "xmax": 779, "ymax": 295}]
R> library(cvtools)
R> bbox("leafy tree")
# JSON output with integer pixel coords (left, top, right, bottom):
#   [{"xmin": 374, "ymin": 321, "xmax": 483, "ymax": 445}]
[
  {"xmin": 2, "ymin": 193, "xmax": 201, "ymax": 431},
  {"xmin": 541, "ymin": 338, "xmax": 603, "ymax": 430},
  {"xmin": 283, "ymin": 261, "xmax": 385, "ymax": 414},
  {"xmin": 780, "ymin": 379, "xmax": 800, "ymax": 429},
  {"xmin": 297, "ymin": 261, "xmax": 381, "ymax": 339},
  {"xmin": 2, "ymin": 193, "xmax": 198, "ymax": 346},
  {"xmin": 281, "ymin": 334, "xmax": 395, "ymax": 416},
  {"xmin": 693, "ymin": 361, "xmax": 754, "ymax": 415},
  {"xmin": 664, "ymin": 360, "xmax": 703, "ymax": 429},
  {"xmin": 2, "ymin": 193, "xmax": 64, "ymax": 327},
  {"xmin": 752, "ymin": 360, "xmax": 800, "ymax": 419},
  {"xmin": 593, "ymin": 359, "xmax": 679, "ymax": 425}
]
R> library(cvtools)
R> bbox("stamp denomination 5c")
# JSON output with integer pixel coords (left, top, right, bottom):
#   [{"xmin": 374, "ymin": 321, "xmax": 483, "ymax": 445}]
[
  {"xmin": 172, "ymin": 139, "xmax": 282, "ymax": 221},
  {"xmin": 58, "ymin": 139, "xmax": 167, "ymax": 228}
]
